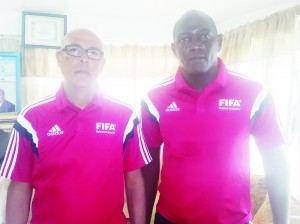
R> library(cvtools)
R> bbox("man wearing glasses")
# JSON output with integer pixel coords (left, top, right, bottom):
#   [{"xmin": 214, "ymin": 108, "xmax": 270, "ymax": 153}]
[{"xmin": 1, "ymin": 29, "xmax": 151, "ymax": 224}]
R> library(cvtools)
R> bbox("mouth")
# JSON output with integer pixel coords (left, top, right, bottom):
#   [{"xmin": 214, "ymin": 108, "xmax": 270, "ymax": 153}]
[
  {"xmin": 189, "ymin": 56, "xmax": 207, "ymax": 62},
  {"xmin": 74, "ymin": 70, "xmax": 91, "ymax": 76},
  {"xmin": 190, "ymin": 54, "xmax": 206, "ymax": 59}
]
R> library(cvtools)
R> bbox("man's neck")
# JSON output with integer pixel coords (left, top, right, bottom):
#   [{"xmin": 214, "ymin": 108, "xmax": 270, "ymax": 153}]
[
  {"xmin": 181, "ymin": 65, "xmax": 219, "ymax": 92},
  {"xmin": 63, "ymin": 83, "xmax": 97, "ymax": 109}
]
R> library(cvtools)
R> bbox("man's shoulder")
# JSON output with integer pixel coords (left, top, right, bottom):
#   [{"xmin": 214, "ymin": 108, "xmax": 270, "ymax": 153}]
[
  {"xmin": 102, "ymin": 95, "xmax": 135, "ymax": 114},
  {"xmin": 227, "ymin": 70, "xmax": 264, "ymax": 88},
  {"xmin": 21, "ymin": 94, "xmax": 57, "ymax": 116},
  {"xmin": 4, "ymin": 100, "xmax": 15, "ymax": 106},
  {"xmin": 146, "ymin": 75, "xmax": 176, "ymax": 95}
]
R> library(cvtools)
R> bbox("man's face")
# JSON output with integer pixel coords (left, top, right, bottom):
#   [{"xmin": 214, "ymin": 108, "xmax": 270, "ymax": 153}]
[
  {"xmin": 56, "ymin": 30, "xmax": 105, "ymax": 89},
  {"xmin": 172, "ymin": 15, "xmax": 221, "ymax": 76}
]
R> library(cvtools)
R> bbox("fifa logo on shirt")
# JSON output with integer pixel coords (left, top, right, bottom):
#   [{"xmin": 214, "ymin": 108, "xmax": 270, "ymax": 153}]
[
  {"xmin": 219, "ymin": 99, "xmax": 241, "ymax": 111},
  {"xmin": 96, "ymin": 122, "xmax": 116, "ymax": 134}
]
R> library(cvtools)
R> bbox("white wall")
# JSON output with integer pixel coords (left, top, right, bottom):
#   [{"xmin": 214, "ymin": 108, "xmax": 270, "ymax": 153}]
[
  {"xmin": 0, "ymin": 0, "xmax": 299, "ymax": 44},
  {"xmin": 0, "ymin": 0, "xmax": 21, "ymax": 37}
]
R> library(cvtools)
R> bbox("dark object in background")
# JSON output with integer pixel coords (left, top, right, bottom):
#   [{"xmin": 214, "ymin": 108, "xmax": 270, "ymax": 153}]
[{"xmin": 0, "ymin": 129, "xmax": 10, "ymax": 166}]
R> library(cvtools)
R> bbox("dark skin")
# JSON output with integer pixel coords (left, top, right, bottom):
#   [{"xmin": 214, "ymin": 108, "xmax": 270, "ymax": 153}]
[
  {"xmin": 142, "ymin": 11, "xmax": 223, "ymax": 223},
  {"xmin": 171, "ymin": 10, "xmax": 222, "ymax": 92},
  {"xmin": 142, "ymin": 10, "xmax": 290, "ymax": 224}
]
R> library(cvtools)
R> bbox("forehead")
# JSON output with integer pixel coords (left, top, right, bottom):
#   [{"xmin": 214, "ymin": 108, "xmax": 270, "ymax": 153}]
[
  {"xmin": 174, "ymin": 13, "xmax": 216, "ymax": 38},
  {"xmin": 64, "ymin": 30, "xmax": 103, "ymax": 50}
]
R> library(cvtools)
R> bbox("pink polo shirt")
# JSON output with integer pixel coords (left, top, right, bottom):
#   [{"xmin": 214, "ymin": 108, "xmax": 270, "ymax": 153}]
[
  {"xmin": 141, "ymin": 59, "xmax": 286, "ymax": 224},
  {"xmin": 1, "ymin": 86, "xmax": 151, "ymax": 224}
]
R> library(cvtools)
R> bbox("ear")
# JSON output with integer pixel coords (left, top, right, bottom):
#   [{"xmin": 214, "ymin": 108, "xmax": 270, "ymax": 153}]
[
  {"xmin": 171, "ymin": 42, "xmax": 176, "ymax": 56},
  {"xmin": 217, "ymin": 34, "xmax": 223, "ymax": 52}
]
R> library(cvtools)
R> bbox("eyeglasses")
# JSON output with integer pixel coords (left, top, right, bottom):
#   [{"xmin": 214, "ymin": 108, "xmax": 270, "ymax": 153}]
[{"xmin": 61, "ymin": 45, "xmax": 104, "ymax": 60}]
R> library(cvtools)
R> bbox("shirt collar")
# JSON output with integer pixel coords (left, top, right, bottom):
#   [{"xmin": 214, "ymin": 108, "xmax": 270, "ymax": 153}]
[
  {"xmin": 175, "ymin": 58, "xmax": 228, "ymax": 94},
  {"xmin": 55, "ymin": 84, "xmax": 104, "ymax": 112}
]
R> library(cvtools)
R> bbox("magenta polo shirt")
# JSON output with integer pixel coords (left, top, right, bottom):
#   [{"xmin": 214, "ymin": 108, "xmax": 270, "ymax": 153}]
[
  {"xmin": 1, "ymin": 86, "xmax": 151, "ymax": 224},
  {"xmin": 141, "ymin": 59, "xmax": 286, "ymax": 224}
]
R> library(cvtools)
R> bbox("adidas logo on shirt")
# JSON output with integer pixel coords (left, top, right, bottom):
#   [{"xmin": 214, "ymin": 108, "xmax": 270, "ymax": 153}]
[
  {"xmin": 166, "ymin": 101, "xmax": 180, "ymax": 112},
  {"xmin": 47, "ymin": 124, "xmax": 64, "ymax": 136}
]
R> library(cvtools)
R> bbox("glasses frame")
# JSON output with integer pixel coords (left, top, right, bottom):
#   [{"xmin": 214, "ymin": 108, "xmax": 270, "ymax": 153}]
[{"xmin": 61, "ymin": 44, "xmax": 104, "ymax": 60}]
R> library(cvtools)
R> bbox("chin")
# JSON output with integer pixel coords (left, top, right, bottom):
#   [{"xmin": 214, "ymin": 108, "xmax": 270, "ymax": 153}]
[
  {"xmin": 186, "ymin": 62, "xmax": 209, "ymax": 73},
  {"xmin": 189, "ymin": 68, "xmax": 209, "ymax": 75},
  {"xmin": 70, "ymin": 79, "xmax": 93, "ymax": 88}
]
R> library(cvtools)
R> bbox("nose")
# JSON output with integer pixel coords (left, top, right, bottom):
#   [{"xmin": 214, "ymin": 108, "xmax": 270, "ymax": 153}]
[
  {"xmin": 190, "ymin": 37, "xmax": 205, "ymax": 50},
  {"xmin": 79, "ymin": 51, "xmax": 89, "ymax": 63},
  {"xmin": 191, "ymin": 44, "xmax": 205, "ymax": 50}
]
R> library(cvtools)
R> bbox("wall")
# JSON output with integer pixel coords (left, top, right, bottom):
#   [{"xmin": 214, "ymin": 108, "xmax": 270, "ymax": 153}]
[
  {"xmin": 0, "ymin": 0, "xmax": 299, "ymax": 44},
  {"xmin": 0, "ymin": 0, "xmax": 21, "ymax": 37}
]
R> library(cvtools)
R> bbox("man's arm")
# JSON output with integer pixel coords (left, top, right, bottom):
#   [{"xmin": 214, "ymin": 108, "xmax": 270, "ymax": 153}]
[
  {"xmin": 141, "ymin": 147, "xmax": 160, "ymax": 224},
  {"xmin": 259, "ymin": 145, "xmax": 290, "ymax": 224},
  {"xmin": 125, "ymin": 168, "xmax": 146, "ymax": 224},
  {"xmin": 6, "ymin": 180, "xmax": 33, "ymax": 224}
]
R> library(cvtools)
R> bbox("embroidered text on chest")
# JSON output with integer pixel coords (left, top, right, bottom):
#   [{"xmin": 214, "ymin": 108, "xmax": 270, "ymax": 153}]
[
  {"xmin": 219, "ymin": 99, "xmax": 242, "ymax": 111},
  {"xmin": 96, "ymin": 122, "xmax": 117, "ymax": 134}
]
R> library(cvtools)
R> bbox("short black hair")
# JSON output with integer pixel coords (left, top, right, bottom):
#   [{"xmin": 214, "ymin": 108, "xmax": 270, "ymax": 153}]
[{"xmin": 173, "ymin": 10, "xmax": 218, "ymax": 41}]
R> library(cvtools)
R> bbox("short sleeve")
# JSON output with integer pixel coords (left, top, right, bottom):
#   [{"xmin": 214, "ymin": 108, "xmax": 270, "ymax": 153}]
[
  {"xmin": 250, "ymin": 94, "xmax": 286, "ymax": 150},
  {"xmin": 140, "ymin": 100, "xmax": 163, "ymax": 148},
  {"xmin": 123, "ymin": 117, "xmax": 152, "ymax": 172},
  {"xmin": 0, "ymin": 128, "xmax": 34, "ymax": 182}
]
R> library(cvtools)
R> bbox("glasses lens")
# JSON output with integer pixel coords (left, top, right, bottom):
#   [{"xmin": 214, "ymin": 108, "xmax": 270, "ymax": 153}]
[
  {"xmin": 63, "ymin": 45, "xmax": 104, "ymax": 60},
  {"xmin": 65, "ymin": 45, "xmax": 83, "ymax": 57},
  {"xmin": 87, "ymin": 49, "xmax": 104, "ymax": 60}
]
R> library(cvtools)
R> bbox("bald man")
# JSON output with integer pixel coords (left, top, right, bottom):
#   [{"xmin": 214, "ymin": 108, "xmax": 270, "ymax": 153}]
[
  {"xmin": 1, "ymin": 29, "xmax": 151, "ymax": 224},
  {"xmin": 141, "ymin": 10, "xmax": 289, "ymax": 224}
]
